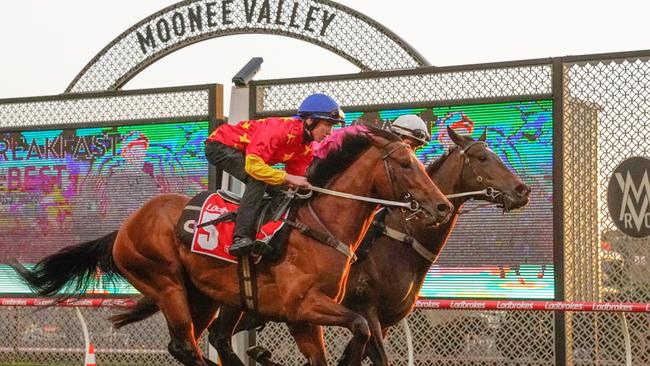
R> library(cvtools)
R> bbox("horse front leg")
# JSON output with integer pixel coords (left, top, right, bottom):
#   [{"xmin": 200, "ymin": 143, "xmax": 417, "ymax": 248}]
[
  {"xmin": 288, "ymin": 322, "xmax": 327, "ymax": 366},
  {"xmin": 338, "ymin": 308, "xmax": 388, "ymax": 366},
  {"xmin": 363, "ymin": 310, "xmax": 390, "ymax": 366},
  {"xmin": 207, "ymin": 306, "xmax": 246, "ymax": 366},
  {"xmin": 296, "ymin": 295, "xmax": 370, "ymax": 366}
]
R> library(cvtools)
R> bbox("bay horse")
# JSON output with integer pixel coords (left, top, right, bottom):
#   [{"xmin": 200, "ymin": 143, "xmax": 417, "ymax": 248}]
[
  {"xmin": 210, "ymin": 127, "xmax": 531, "ymax": 366},
  {"xmin": 10, "ymin": 125, "xmax": 453, "ymax": 366}
]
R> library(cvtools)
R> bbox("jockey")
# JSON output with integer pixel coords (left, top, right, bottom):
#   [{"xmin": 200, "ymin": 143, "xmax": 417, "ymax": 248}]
[
  {"xmin": 205, "ymin": 93, "xmax": 345, "ymax": 256},
  {"xmin": 389, "ymin": 114, "xmax": 431, "ymax": 150}
]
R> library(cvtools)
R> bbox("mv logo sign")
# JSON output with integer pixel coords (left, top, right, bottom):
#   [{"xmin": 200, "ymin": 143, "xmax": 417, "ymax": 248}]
[{"xmin": 607, "ymin": 156, "xmax": 650, "ymax": 238}]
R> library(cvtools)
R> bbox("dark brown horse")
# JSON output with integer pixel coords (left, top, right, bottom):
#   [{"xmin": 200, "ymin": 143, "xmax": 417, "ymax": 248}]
[
  {"xmin": 211, "ymin": 127, "xmax": 531, "ymax": 366},
  {"xmin": 10, "ymin": 126, "xmax": 452, "ymax": 366}
]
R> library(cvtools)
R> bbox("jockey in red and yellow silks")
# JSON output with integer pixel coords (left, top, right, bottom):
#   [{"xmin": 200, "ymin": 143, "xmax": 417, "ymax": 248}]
[
  {"xmin": 204, "ymin": 93, "xmax": 345, "ymax": 256},
  {"xmin": 207, "ymin": 117, "xmax": 313, "ymax": 185}
]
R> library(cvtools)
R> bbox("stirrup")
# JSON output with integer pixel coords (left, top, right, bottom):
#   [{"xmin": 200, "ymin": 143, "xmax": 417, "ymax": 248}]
[{"xmin": 250, "ymin": 240, "xmax": 272, "ymax": 256}]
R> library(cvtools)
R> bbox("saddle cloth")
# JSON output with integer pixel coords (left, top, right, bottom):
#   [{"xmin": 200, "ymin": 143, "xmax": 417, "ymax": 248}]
[{"xmin": 177, "ymin": 191, "xmax": 287, "ymax": 263}]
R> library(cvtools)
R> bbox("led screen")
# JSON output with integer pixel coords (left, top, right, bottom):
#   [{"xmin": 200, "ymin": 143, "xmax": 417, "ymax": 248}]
[
  {"xmin": 0, "ymin": 121, "xmax": 209, "ymax": 294},
  {"xmin": 347, "ymin": 100, "xmax": 554, "ymax": 299},
  {"xmin": 1, "ymin": 100, "xmax": 554, "ymax": 300}
]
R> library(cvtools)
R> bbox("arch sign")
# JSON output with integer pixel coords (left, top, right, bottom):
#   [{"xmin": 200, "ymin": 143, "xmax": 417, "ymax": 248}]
[
  {"xmin": 67, "ymin": 0, "xmax": 429, "ymax": 93},
  {"xmin": 608, "ymin": 156, "xmax": 650, "ymax": 238}
]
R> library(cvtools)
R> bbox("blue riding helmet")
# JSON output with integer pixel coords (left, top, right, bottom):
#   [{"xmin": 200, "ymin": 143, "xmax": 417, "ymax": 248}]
[{"xmin": 297, "ymin": 93, "xmax": 346, "ymax": 125}]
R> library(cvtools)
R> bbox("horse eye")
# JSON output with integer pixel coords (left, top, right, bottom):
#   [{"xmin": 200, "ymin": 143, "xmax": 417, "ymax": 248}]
[
  {"xmin": 400, "ymin": 160, "xmax": 411, "ymax": 169},
  {"xmin": 478, "ymin": 155, "xmax": 488, "ymax": 162}
]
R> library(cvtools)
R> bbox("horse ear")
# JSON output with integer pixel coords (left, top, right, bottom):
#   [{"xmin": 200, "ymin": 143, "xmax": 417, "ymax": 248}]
[
  {"xmin": 479, "ymin": 127, "xmax": 487, "ymax": 142},
  {"xmin": 447, "ymin": 126, "xmax": 465, "ymax": 147}
]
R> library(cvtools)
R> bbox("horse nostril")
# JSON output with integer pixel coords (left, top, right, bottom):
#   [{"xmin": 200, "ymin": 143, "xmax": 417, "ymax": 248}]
[
  {"xmin": 515, "ymin": 183, "xmax": 531, "ymax": 197},
  {"xmin": 437, "ymin": 203, "xmax": 451, "ymax": 215}
]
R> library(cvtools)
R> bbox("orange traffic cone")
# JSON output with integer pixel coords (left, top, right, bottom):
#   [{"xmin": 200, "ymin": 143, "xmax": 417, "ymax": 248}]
[{"xmin": 85, "ymin": 343, "xmax": 97, "ymax": 366}]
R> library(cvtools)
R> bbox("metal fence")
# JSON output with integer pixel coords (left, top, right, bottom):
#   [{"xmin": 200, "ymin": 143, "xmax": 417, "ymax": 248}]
[
  {"xmin": 562, "ymin": 51, "xmax": 650, "ymax": 366},
  {"xmin": 258, "ymin": 308, "xmax": 556, "ymax": 366},
  {"xmin": 0, "ymin": 305, "xmax": 209, "ymax": 365},
  {"xmin": 3, "ymin": 46, "xmax": 650, "ymax": 365},
  {"xmin": 251, "ymin": 51, "xmax": 650, "ymax": 366},
  {"xmin": 258, "ymin": 306, "xmax": 650, "ymax": 366}
]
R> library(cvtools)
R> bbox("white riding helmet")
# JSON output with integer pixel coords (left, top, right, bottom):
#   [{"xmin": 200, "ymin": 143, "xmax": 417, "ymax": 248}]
[{"xmin": 390, "ymin": 114, "xmax": 431, "ymax": 144}]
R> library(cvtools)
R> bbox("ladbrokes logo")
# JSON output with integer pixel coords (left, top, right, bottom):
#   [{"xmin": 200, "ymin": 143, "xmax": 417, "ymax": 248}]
[{"xmin": 608, "ymin": 156, "xmax": 650, "ymax": 238}]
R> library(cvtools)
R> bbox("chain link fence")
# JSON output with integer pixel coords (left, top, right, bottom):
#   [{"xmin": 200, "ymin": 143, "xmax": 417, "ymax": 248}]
[
  {"xmin": 0, "ymin": 305, "xmax": 208, "ymax": 365},
  {"xmin": 562, "ymin": 53, "xmax": 650, "ymax": 366},
  {"xmin": 258, "ymin": 308, "xmax": 555, "ymax": 366},
  {"xmin": 2, "ymin": 23, "xmax": 650, "ymax": 363},
  {"xmin": 252, "ymin": 52, "xmax": 650, "ymax": 366},
  {"xmin": 253, "ymin": 63, "xmax": 552, "ymax": 116}
]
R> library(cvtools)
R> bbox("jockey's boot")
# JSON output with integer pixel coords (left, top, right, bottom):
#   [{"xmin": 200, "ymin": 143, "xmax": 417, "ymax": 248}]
[{"xmin": 229, "ymin": 236, "xmax": 255, "ymax": 256}]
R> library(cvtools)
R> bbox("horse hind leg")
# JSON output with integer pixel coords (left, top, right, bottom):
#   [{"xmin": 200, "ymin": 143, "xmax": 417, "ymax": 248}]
[{"xmin": 118, "ymin": 268, "xmax": 207, "ymax": 365}]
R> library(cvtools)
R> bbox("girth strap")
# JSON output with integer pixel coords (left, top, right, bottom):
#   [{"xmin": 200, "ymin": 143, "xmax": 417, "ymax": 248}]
[
  {"xmin": 373, "ymin": 221, "xmax": 438, "ymax": 262},
  {"xmin": 283, "ymin": 219, "xmax": 357, "ymax": 262},
  {"xmin": 238, "ymin": 255, "xmax": 259, "ymax": 313}
]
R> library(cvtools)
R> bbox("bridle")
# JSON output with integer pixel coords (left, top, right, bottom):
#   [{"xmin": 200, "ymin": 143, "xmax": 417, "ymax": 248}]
[
  {"xmin": 447, "ymin": 141, "xmax": 503, "ymax": 203},
  {"xmin": 380, "ymin": 140, "xmax": 427, "ymax": 215},
  {"xmin": 378, "ymin": 140, "xmax": 506, "ymax": 262}
]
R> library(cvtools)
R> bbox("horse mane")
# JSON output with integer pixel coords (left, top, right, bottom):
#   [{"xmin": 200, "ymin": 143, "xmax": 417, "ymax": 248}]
[
  {"xmin": 425, "ymin": 145, "xmax": 459, "ymax": 175},
  {"xmin": 307, "ymin": 123, "xmax": 401, "ymax": 187},
  {"xmin": 426, "ymin": 132, "xmax": 475, "ymax": 175}
]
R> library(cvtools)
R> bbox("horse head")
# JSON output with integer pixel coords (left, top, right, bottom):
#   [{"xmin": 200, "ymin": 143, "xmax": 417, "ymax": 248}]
[
  {"xmin": 365, "ymin": 125, "xmax": 453, "ymax": 226},
  {"xmin": 445, "ymin": 126, "xmax": 531, "ymax": 211}
]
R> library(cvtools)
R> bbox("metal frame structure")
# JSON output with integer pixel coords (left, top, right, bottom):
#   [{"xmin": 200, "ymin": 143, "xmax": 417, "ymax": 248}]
[
  {"xmin": 0, "ymin": 83, "xmax": 223, "ymax": 131},
  {"xmin": 66, "ymin": 0, "xmax": 429, "ymax": 93}
]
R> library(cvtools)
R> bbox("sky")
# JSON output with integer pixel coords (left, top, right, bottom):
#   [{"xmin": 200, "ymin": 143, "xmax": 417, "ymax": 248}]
[{"xmin": 1, "ymin": 0, "xmax": 649, "ymax": 107}]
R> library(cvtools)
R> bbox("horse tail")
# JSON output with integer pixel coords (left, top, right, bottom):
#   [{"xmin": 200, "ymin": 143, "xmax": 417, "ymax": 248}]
[
  {"xmin": 9, "ymin": 230, "xmax": 119, "ymax": 300},
  {"xmin": 109, "ymin": 297, "xmax": 160, "ymax": 329}
]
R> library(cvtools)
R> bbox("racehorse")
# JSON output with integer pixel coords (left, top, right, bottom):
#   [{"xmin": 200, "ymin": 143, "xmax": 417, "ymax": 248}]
[
  {"xmin": 10, "ymin": 125, "xmax": 453, "ymax": 366},
  {"xmin": 210, "ymin": 127, "xmax": 531, "ymax": 366}
]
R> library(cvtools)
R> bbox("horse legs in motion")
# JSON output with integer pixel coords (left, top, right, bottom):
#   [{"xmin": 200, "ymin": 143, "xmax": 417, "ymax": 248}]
[
  {"xmin": 338, "ymin": 308, "xmax": 388, "ymax": 366},
  {"xmin": 12, "ymin": 130, "xmax": 453, "ymax": 366},
  {"xmin": 208, "ymin": 307, "xmax": 246, "ymax": 366},
  {"xmin": 288, "ymin": 323, "xmax": 327, "ymax": 366},
  {"xmin": 111, "ymin": 217, "xmax": 217, "ymax": 366},
  {"xmin": 214, "ymin": 306, "xmax": 368, "ymax": 366}
]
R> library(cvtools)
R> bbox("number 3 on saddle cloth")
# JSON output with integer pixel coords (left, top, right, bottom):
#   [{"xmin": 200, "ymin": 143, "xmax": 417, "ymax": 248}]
[{"xmin": 176, "ymin": 190, "xmax": 289, "ymax": 263}]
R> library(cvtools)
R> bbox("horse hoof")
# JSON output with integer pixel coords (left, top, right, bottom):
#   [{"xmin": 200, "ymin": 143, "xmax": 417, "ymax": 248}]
[{"xmin": 247, "ymin": 345, "xmax": 272, "ymax": 360}]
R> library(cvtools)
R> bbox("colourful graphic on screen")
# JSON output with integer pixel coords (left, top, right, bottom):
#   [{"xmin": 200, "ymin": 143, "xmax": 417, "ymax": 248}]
[
  {"xmin": 347, "ymin": 100, "xmax": 554, "ymax": 299},
  {"xmin": 0, "ymin": 121, "xmax": 209, "ymax": 295}
]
